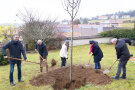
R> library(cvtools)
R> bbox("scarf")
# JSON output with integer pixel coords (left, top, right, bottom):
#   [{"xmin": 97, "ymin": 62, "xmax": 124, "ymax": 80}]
[{"xmin": 89, "ymin": 43, "xmax": 94, "ymax": 55}]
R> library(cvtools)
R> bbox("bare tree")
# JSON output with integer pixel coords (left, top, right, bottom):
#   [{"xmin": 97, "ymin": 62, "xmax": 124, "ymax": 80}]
[
  {"xmin": 17, "ymin": 9, "xmax": 57, "ymax": 43},
  {"xmin": 17, "ymin": 9, "xmax": 66, "ymax": 51},
  {"xmin": 20, "ymin": 20, "xmax": 56, "ymax": 42},
  {"xmin": 61, "ymin": 0, "xmax": 81, "ymax": 81}
]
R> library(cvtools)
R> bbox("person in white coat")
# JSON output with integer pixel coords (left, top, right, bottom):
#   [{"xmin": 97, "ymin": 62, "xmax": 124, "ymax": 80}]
[{"xmin": 60, "ymin": 40, "xmax": 69, "ymax": 67}]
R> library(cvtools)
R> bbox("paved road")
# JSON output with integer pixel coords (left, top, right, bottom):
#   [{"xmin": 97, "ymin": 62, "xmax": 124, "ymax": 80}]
[{"xmin": 68, "ymin": 37, "xmax": 113, "ymax": 46}]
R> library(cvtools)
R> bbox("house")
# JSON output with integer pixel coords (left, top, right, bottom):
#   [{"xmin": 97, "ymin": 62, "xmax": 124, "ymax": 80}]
[
  {"xmin": 98, "ymin": 16, "xmax": 108, "ymax": 20},
  {"xmin": 109, "ymin": 19, "xmax": 123, "ymax": 27},
  {"xmin": 56, "ymin": 24, "xmax": 71, "ymax": 32},
  {"xmin": 103, "ymin": 27, "xmax": 117, "ymax": 32},
  {"xmin": 121, "ymin": 15, "xmax": 130, "ymax": 19},
  {"xmin": 56, "ymin": 24, "xmax": 110, "ymax": 37},
  {"xmin": 110, "ymin": 15, "xmax": 119, "ymax": 19}
]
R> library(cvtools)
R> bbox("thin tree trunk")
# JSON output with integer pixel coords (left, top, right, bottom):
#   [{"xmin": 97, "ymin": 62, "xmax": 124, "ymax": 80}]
[{"xmin": 70, "ymin": 0, "xmax": 74, "ymax": 81}]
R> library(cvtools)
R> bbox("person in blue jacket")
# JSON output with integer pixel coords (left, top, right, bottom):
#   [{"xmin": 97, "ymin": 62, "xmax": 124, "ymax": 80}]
[
  {"xmin": 35, "ymin": 40, "xmax": 48, "ymax": 73},
  {"xmin": 89, "ymin": 40, "xmax": 103, "ymax": 70},
  {"xmin": 2, "ymin": 34, "xmax": 27, "ymax": 86}
]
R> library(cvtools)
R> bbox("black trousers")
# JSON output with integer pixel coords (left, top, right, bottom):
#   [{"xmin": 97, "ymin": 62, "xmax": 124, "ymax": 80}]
[
  {"xmin": 61, "ymin": 57, "xmax": 66, "ymax": 67},
  {"xmin": 116, "ymin": 60, "xmax": 128, "ymax": 77}
]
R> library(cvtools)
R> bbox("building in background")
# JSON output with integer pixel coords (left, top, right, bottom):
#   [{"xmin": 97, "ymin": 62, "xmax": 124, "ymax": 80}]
[
  {"xmin": 121, "ymin": 15, "xmax": 130, "ymax": 19},
  {"xmin": 56, "ymin": 24, "xmax": 116, "ymax": 37},
  {"xmin": 98, "ymin": 16, "xmax": 108, "ymax": 20}
]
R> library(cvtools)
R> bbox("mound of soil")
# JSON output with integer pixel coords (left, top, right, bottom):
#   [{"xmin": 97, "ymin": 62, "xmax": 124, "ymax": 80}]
[
  {"xmin": 51, "ymin": 59, "xmax": 57, "ymax": 67},
  {"xmin": 30, "ymin": 65, "xmax": 112, "ymax": 90}
]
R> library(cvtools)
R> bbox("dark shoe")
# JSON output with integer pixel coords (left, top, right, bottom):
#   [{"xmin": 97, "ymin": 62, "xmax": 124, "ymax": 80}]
[
  {"xmin": 18, "ymin": 80, "xmax": 24, "ymax": 82},
  {"xmin": 120, "ymin": 76, "xmax": 126, "ymax": 79},
  {"xmin": 10, "ymin": 82, "xmax": 16, "ymax": 86},
  {"xmin": 95, "ymin": 69, "xmax": 100, "ymax": 73},
  {"xmin": 112, "ymin": 76, "xmax": 119, "ymax": 80}
]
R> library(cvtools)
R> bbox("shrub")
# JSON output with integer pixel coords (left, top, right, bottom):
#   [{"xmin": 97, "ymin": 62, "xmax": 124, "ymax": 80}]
[
  {"xmin": 45, "ymin": 33, "xmax": 66, "ymax": 51},
  {"xmin": 26, "ymin": 37, "xmax": 65, "ymax": 51},
  {"xmin": 100, "ymin": 28, "xmax": 135, "ymax": 40},
  {"xmin": 45, "ymin": 38, "xmax": 63, "ymax": 51},
  {"xmin": 27, "ymin": 40, "xmax": 36, "ymax": 51},
  {"xmin": 25, "ymin": 32, "xmax": 66, "ymax": 51},
  {"xmin": 0, "ymin": 48, "xmax": 9, "ymax": 65}
]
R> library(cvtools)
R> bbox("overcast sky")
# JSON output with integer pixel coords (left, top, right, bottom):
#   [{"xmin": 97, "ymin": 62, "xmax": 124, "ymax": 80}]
[{"xmin": 0, "ymin": 0, "xmax": 135, "ymax": 23}]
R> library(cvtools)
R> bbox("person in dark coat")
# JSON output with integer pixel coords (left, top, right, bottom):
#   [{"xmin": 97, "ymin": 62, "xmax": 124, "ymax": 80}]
[
  {"xmin": 120, "ymin": 38, "xmax": 133, "ymax": 57},
  {"xmin": 111, "ymin": 38, "xmax": 130, "ymax": 80},
  {"xmin": 35, "ymin": 40, "xmax": 48, "ymax": 72},
  {"xmin": 2, "ymin": 34, "xmax": 27, "ymax": 86},
  {"xmin": 120, "ymin": 38, "xmax": 131, "ymax": 45},
  {"xmin": 89, "ymin": 40, "xmax": 103, "ymax": 70}
]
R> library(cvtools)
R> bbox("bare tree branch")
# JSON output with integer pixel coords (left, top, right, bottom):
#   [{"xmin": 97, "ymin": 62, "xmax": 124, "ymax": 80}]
[
  {"xmin": 18, "ymin": 9, "xmax": 57, "ymax": 43},
  {"xmin": 62, "ymin": 0, "xmax": 81, "ymax": 19}
]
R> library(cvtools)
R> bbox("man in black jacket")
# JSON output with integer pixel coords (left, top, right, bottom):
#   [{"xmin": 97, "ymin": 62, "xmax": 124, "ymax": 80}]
[
  {"xmin": 111, "ymin": 38, "xmax": 130, "ymax": 80},
  {"xmin": 35, "ymin": 40, "xmax": 48, "ymax": 73},
  {"xmin": 2, "ymin": 34, "xmax": 27, "ymax": 86},
  {"xmin": 120, "ymin": 38, "xmax": 131, "ymax": 45}
]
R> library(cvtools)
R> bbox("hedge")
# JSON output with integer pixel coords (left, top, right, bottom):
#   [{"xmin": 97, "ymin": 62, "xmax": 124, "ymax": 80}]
[
  {"xmin": 100, "ymin": 28, "xmax": 135, "ymax": 40},
  {"xmin": 0, "ymin": 48, "xmax": 9, "ymax": 65},
  {"xmin": 26, "ymin": 37, "xmax": 64, "ymax": 51}
]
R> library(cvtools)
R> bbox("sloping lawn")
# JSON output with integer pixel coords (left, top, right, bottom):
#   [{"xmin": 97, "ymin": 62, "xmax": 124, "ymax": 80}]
[{"xmin": 0, "ymin": 44, "xmax": 135, "ymax": 90}]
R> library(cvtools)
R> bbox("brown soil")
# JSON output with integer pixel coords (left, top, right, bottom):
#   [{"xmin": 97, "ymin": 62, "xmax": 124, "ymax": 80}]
[
  {"xmin": 30, "ymin": 65, "xmax": 112, "ymax": 90},
  {"xmin": 51, "ymin": 59, "xmax": 57, "ymax": 67}
]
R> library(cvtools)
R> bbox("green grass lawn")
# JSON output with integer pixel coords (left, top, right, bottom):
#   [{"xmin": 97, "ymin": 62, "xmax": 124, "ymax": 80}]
[
  {"xmin": 121, "ymin": 17, "xmax": 135, "ymax": 22},
  {"xmin": 119, "ymin": 23, "xmax": 134, "ymax": 28},
  {"xmin": 88, "ymin": 20, "xmax": 106, "ymax": 23},
  {"xmin": 0, "ymin": 44, "xmax": 135, "ymax": 90}
]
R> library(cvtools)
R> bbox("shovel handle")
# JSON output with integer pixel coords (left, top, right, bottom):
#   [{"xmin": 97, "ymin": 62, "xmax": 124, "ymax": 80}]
[
  {"xmin": 7, "ymin": 57, "xmax": 39, "ymax": 64},
  {"xmin": 88, "ymin": 54, "xmax": 93, "ymax": 64},
  {"xmin": 109, "ymin": 59, "xmax": 118, "ymax": 70}
]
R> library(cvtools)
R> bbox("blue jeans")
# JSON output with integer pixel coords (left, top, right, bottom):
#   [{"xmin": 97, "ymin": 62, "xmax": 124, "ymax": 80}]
[
  {"xmin": 61, "ymin": 57, "xmax": 66, "ymax": 67},
  {"xmin": 95, "ymin": 62, "xmax": 101, "ymax": 69},
  {"xmin": 10, "ymin": 63, "xmax": 21, "ymax": 83}
]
